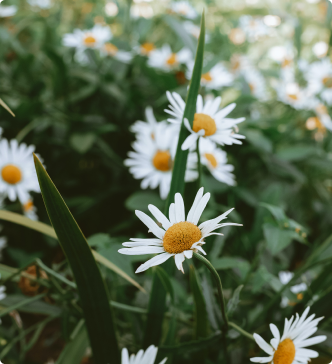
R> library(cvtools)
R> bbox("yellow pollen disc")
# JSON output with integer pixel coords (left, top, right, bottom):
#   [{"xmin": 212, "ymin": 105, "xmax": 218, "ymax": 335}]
[
  {"xmin": 141, "ymin": 42, "xmax": 155, "ymax": 54},
  {"xmin": 249, "ymin": 83, "xmax": 255, "ymax": 93},
  {"xmin": 163, "ymin": 221, "xmax": 202, "ymax": 254},
  {"xmin": 323, "ymin": 76, "xmax": 332, "ymax": 88},
  {"xmin": 166, "ymin": 53, "xmax": 177, "ymax": 65},
  {"xmin": 297, "ymin": 293, "xmax": 303, "ymax": 300},
  {"xmin": 24, "ymin": 200, "xmax": 34, "ymax": 212},
  {"xmin": 316, "ymin": 104, "xmax": 328, "ymax": 114},
  {"xmin": 201, "ymin": 72, "xmax": 212, "ymax": 82},
  {"xmin": 282, "ymin": 58, "xmax": 292, "ymax": 68},
  {"xmin": 193, "ymin": 113, "xmax": 217, "ymax": 136},
  {"xmin": 205, "ymin": 153, "xmax": 218, "ymax": 168},
  {"xmin": 104, "ymin": 42, "xmax": 118, "ymax": 55},
  {"xmin": 273, "ymin": 338, "xmax": 296, "ymax": 364},
  {"xmin": 152, "ymin": 151, "xmax": 172, "ymax": 172},
  {"xmin": 84, "ymin": 35, "xmax": 96, "ymax": 46},
  {"xmin": 1, "ymin": 164, "xmax": 22, "ymax": 185},
  {"xmin": 288, "ymin": 93, "xmax": 298, "ymax": 101}
]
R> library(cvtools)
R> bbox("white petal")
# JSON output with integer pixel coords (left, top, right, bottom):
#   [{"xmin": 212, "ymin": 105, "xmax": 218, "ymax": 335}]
[
  {"xmin": 175, "ymin": 252, "xmax": 185, "ymax": 273},
  {"xmin": 187, "ymin": 187, "xmax": 204, "ymax": 223},
  {"xmin": 270, "ymin": 324, "xmax": 280, "ymax": 342},
  {"xmin": 175, "ymin": 193, "xmax": 185, "ymax": 222},
  {"xmin": 148, "ymin": 205, "xmax": 171, "ymax": 230},
  {"xmin": 250, "ymin": 357, "xmax": 273, "ymax": 363},
  {"xmin": 135, "ymin": 252, "xmax": 174, "ymax": 273},
  {"xmin": 169, "ymin": 203, "xmax": 176, "ymax": 225},
  {"xmin": 181, "ymin": 133, "xmax": 199, "ymax": 151},
  {"xmin": 191, "ymin": 192, "xmax": 210, "ymax": 225},
  {"xmin": 118, "ymin": 246, "xmax": 165, "ymax": 255},
  {"xmin": 184, "ymin": 249, "xmax": 193, "ymax": 259},
  {"xmin": 135, "ymin": 210, "xmax": 165, "ymax": 239},
  {"xmin": 253, "ymin": 333, "xmax": 274, "ymax": 356}
]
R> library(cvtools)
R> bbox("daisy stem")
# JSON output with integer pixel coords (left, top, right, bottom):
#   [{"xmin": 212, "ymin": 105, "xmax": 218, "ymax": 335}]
[
  {"xmin": 193, "ymin": 252, "xmax": 228, "ymax": 331},
  {"xmin": 196, "ymin": 138, "xmax": 202, "ymax": 187},
  {"xmin": 228, "ymin": 322, "xmax": 254, "ymax": 341}
]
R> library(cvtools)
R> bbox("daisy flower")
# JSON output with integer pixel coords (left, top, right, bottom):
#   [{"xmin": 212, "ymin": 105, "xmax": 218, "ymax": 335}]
[
  {"xmin": 275, "ymin": 82, "xmax": 316, "ymax": 110},
  {"xmin": 125, "ymin": 122, "xmax": 196, "ymax": 199},
  {"xmin": 242, "ymin": 66, "xmax": 267, "ymax": 101},
  {"xmin": 27, "ymin": 0, "xmax": 52, "ymax": 9},
  {"xmin": 0, "ymin": 139, "xmax": 41, "ymax": 203},
  {"xmin": 119, "ymin": 187, "xmax": 242, "ymax": 273},
  {"xmin": 63, "ymin": 24, "xmax": 111, "ymax": 50},
  {"xmin": 169, "ymin": 1, "xmax": 197, "ymax": 19},
  {"xmin": 0, "ymin": 285, "xmax": 6, "ymax": 301},
  {"xmin": 305, "ymin": 58, "xmax": 332, "ymax": 105},
  {"xmin": 100, "ymin": 42, "xmax": 133, "ymax": 63},
  {"xmin": 121, "ymin": 345, "xmax": 167, "ymax": 364},
  {"xmin": 278, "ymin": 271, "xmax": 308, "ymax": 308},
  {"xmin": 239, "ymin": 15, "xmax": 271, "ymax": 43},
  {"xmin": 147, "ymin": 45, "xmax": 192, "ymax": 72},
  {"xmin": 165, "ymin": 92, "xmax": 245, "ymax": 151},
  {"xmin": 0, "ymin": 4, "xmax": 17, "ymax": 17},
  {"xmin": 251, "ymin": 306, "xmax": 326, "ymax": 364},
  {"xmin": 137, "ymin": 42, "xmax": 156, "ymax": 56},
  {"xmin": 186, "ymin": 62, "xmax": 233, "ymax": 90},
  {"xmin": 22, "ymin": 198, "xmax": 39, "ymax": 221},
  {"xmin": 312, "ymin": 42, "xmax": 328, "ymax": 59},
  {"xmin": 130, "ymin": 106, "xmax": 159, "ymax": 142},
  {"xmin": 268, "ymin": 45, "xmax": 294, "ymax": 69}
]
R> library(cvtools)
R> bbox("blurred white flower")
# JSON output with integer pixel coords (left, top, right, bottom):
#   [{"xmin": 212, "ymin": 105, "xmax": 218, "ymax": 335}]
[
  {"xmin": 0, "ymin": 285, "xmax": 6, "ymax": 301},
  {"xmin": 190, "ymin": 138, "xmax": 236, "ymax": 185},
  {"xmin": 165, "ymin": 92, "xmax": 245, "ymax": 150},
  {"xmin": 186, "ymin": 62, "xmax": 233, "ymax": 90},
  {"xmin": 228, "ymin": 28, "xmax": 246, "ymax": 45},
  {"xmin": 125, "ymin": 120, "xmax": 196, "ymax": 199},
  {"xmin": 119, "ymin": 187, "xmax": 241, "ymax": 273},
  {"xmin": 242, "ymin": 66, "xmax": 267, "ymax": 100},
  {"xmin": 268, "ymin": 45, "xmax": 294, "ymax": 68},
  {"xmin": 279, "ymin": 271, "xmax": 308, "ymax": 307},
  {"xmin": 22, "ymin": 198, "xmax": 39, "ymax": 221},
  {"xmin": 263, "ymin": 15, "xmax": 281, "ymax": 27},
  {"xmin": 312, "ymin": 42, "xmax": 328, "ymax": 58},
  {"xmin": 183, "ymin": 21, "xmax": 209, "ymax": 42},
  {"xmin": 148, "ymin": 45, "xmax": 192, "ymax": 71},
  {"xmin": 121, "ymin": 345, "xmax": 167, "ymax": 364},
  {"xmin": 100, "ymin": 43, "xmax": 133, "ymax": 63},
  {"xmin": 239, "ymin": 15, "xmax": 271, "ymax": 42},
  {"xmin": 0, "ymin": 5, "xmax": 17, "ymax": 17},
  {"xmin": 0, "ymin": 139, "xmax": 41, "ymax": 203},
  {"xmin": 131, "ymin": 3, "xmax": 153, "ymax": 18},
  {"xmin": 27, "ymin": 0, "xmax": 52, "ymax": 9},
  {"xmin": 170, "ymin": 1, "xmax": 197, "ymax": 19},
  {"xmin": 251, "ymin": 307, "xmax": 326, "ymax": 364},
  {"xmin": 313, "ymin": 103, "xmax": 332, "ymax": 131},
  {"xmin": 105, "ymin": 1, "xmax": 118, "ymax": 17},
  {"xmin": 276, "ymin": 82, "xmax": 316, "ymax": 110},
  {"xmin": 130, "ymin": 106, "xmax": 158, "ymax": 142}
]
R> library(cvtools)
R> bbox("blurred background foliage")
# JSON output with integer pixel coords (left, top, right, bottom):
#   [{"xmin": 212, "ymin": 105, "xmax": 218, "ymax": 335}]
[{"xmin": 1, "ymin": 0, "xmax": 332, "ymax": 363}]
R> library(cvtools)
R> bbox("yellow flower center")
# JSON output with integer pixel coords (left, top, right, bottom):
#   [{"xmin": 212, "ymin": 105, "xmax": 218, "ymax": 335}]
[
  {"xmin": 163, "ymin": 221, "xmax": 202, "ymax": 254},
  {"xmin": 24, "ymin": 200, "xmax": 34, "ymax": 212},
  {"xmin": 287, "ymin": 93, "xmax": 298, "ymax": 101},
  {"xmin": 193, "ymin": 113, "xmax": 217, "ymax": 136},
  {"xmin": 201, "ymin": 72, "xmax": 212, "ymax": 82},
  {"xmin": 104, "ymin": 42, "xmax": 118, "ymax": 55},
  {"xmin": 273, "ymin": 338, "xmax": 296, "ymax": 364},
  {"xmin": 152, "ymin": 151, "xmax": 172, "ymax": 172},
  {"xmin": 306, "ymin": 117, "xmax": 325, "ymax": 132},
  {"xmin": 1, "ymin": 164, "xmax": 22, "ymax": 185},
  {"xmin": 297, "ymin": 293, "xmax": 303, "ymax": 300},
  {"xmin": 249, "ymin": 83, "xmax": 255, "ymax": 93},
  {"xmin": 282, "ymin": 58, "xmax": 292, "ymax": 68},
  {"xmin": 316, "ymin": 103, "xmax": 328, "ymax": 114},
  {"xmin": 84, "ymin": 35, "xmax": 96, "ymax": 46},
  {"xmin": 141, "ymin": 42, "xmax": 155, "ymax": 54},
  {"xmin": 205, "ymin": 153, "xmax": 218, "ymax": 168},
  {"xmin": 166, "ymin": 53, "xmax": 177, "ymax": 65},
  {"xmin": 323, "ymin": 76, "xmax": 332, "ymax": 88}
]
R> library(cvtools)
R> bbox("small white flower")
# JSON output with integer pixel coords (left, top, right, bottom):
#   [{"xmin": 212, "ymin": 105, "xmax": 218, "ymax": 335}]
[
  {"xmin": 170, "ymin": 1, "xmax": 197, "ymax": 19},
  {"xmin": 165, "ymin": 92, "xmax": 245, "ymax": 151},
  {"xmin": 100, "ymin": 42, "xmax": 133, "ymax": 63},
  {"xmin": 242, "ymin": 66, "xmax": 267, "ymax": 100},
  {"xmin": 275, "ymin": 82, "xmax": 316, "ymax": 110},
  {"xmin": 186, "ymin": 62, "xmax": 233, "ymax": 90},
  {"xmin": 312, "ymin": 41, "xmax": 328, "ymax": 58},
  {"xmin": 147, "ymin": 45, "xmax": 192, "ymax": 72},
  {"xmin": 0, "ymin": 139, "xmax": 41, "ymax": 203},
  {"xmin": 27, "ymin": 0, "xmax": 52, "ymax": 9},
  {"xmin": 314, "ymin": 103, "xmax": 332, "ymax": 131},
  {"xmin": 125, "ymin": 121, "xmax": 196, "ymax": 199},
  {"xmin": 189, "ymin": 138, "xmax": 235, "ymax": 186},
  {"xmin": 0, "ymin": 4, "xmax": 17, "ymax": 17},
  {"xmin": 22, "ymin": 198, "xmax": 39, "ymax": 221},
  {"xmin": 239, "ymin": 15, "xmax": 271, "ymax": 42},
  {"xmin": 105, "ymin": 1, "xmax": 118, "ymax": 17},
  {"xmin": 130, "ymin": 106, "xmax": 158, "ymax": 141},
  {"xmin": 251, "ymin": 306, "xmax": 326, "ymax": 364},
  {"xmin": 121, "ymin": 345, "xmax": 167, "ymax": 364},
  {"xmin": 119, "ymin": 187, "xmax": 242, "ymax": 273},
  {"xmin": 278, "ymin": 271, "xmax": 308, "ymax": 308},
  {"xmin": 0, "ymin": 285, "xmax": 6, "ymax": 301},
  {"xmin": 268, "ymin": 45, "xmax": 294, "ymax": 68}
]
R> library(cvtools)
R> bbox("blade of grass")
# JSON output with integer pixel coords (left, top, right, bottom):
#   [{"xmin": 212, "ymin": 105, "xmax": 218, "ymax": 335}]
[
  {"xmin": 0, "ymin": 98, "xmax": 15, "ymax": 117},
  {"xmin": 143, "ymin": 11, "xmax": 205, "ymax": 348},
  {"xmin": 33, "ymin": 155, "xmax": 119, "ymax": 364},
  {"xmin": 0, "ymin": 210, "xmax": 145, "ymax": 292}
]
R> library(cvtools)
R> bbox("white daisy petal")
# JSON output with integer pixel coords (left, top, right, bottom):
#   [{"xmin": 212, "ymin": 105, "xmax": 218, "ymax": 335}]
[
  {"xmin": 175, "ymin": 252, "xmax": 185, "ymax": 273},
  {"xmin": 135, "ymin": 252, "xmax": 174, "ymax": 273},
  {"xmin": 253, "ymin": 334, "xmax": 274, "ymax": 356},
  {"xmin": 250, "ymin": 357, "xmax": 273, "ymax": 363},
  {"xmin": 187, "ymin": 187, "xmax": 204, "ymax": 223},
  {"xmin": 148, "ymin": 204, "xmax": 171, "ymax": 230},
  {"xmin": 174, "ymin": 193, "xmax": 185, "ymax": 222},
  {"xmin": 135, "ymin": 210, "xmax": 165, "ymax": 239}
]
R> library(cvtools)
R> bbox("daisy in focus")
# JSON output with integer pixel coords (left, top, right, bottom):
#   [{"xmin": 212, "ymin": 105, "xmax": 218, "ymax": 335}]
[
  {"xmin": 147, "ymin": 45, "xmax": 192, "ymax": 72},
  {"xmin": 251, "ymin": 306, "xmax": 326, "ymax": 364},
  {"xmin": 194, "ymin": 138, "xmax": 236, "ymax": 186},
  {"xmin": 125, "ymin": 120, "xmax": 197, "ymax": 199},
  {"xmin": 0, "ymin": 4, "xmax": 17, "ymax": 17},
  {"xmin": 186, "ymin": 62, "xmax": 233, "ymax": 90},
  {"xmin": 165, "ymin": 92, "xmax": 245, "ymax": 150},
  {"xmin": 0, "ymin": 139, "xmax": 41, "ymax": 203},
  {"xmin": 121, "ymin": 345, "xmax": 167, "ymax": 364},
  {"xmin": 169, "ymin": 1, "xmax": 197, "ymax": 19},
  {"xmin": 119, "ymin": 187, "xmax": 242, "ymax": 273}
]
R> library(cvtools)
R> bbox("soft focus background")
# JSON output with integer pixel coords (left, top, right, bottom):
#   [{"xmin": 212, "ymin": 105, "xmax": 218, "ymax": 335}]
[{"xmin": 1, "ymin": 0, "xmax": 332, "ymax": 363}]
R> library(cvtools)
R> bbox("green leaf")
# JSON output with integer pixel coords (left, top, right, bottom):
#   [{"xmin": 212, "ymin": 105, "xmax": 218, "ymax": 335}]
[
  {"xmin": 276, "ymin": 145, "xmax": 317, "ymax": 162},
  {"xmin": 155, "ymin": 266, "xmax": 175, "ymax": 303},
  {"xmin": 263, "ymin": 222, "xmax": 300, "ymax": 254},
  {"xmin": 226, "ymin": 285, "xmax": 243, "ymax": 318},
  {"xmin": 143, "ymin": 11, "xmax": 206, "ymax": 349},
  {"xmin": 125, "ymin": 191, "xmax": 164, "ymax": 213},
  {"xmin": 70, "ymin": 133, "xmax": 96, "ymax": 154},
  {"xmin": 33, "ymin": 155, "xmax": 119, "ymax": 364},
  {"xmin": 56, "ymin": 320, "xmax": 89, "ymax": 364}
]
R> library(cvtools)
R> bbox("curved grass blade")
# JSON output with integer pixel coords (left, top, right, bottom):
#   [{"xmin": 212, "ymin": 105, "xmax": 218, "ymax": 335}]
[
  {"xmin": 143, "ymin": 11, "xmax": 205, "ymax": 348},
  {"xmin": 0, "ymin": 97, "xmax": 15, "ymax": 117},
  {"xmin": 0, "ymin": 210, "xmax": 145, "ymax": 292},
  {"xmin": 33, "ymin": 154, "xmax": 119, "ymax": 364}
]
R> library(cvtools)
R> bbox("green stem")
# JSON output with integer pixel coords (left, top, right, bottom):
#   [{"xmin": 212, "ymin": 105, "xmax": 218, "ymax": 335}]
[
  {"xmin": 229, "ymin": 321, "xmax": 254, "ymax": 341},
  {"xmin": 193, "ymin": 253, "xmax": 228, "ymax": 330}
]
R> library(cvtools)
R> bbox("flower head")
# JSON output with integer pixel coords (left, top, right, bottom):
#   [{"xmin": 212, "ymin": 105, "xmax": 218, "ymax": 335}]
[
  {"xmin": 169, "ymin": 1, "xmax": 197, "ymax": 19},
  {"xmin": 251, "ymin": 306, "xmax": 326, "ymax": 364},
  {"xmin": 165, "ymin": 92, "xmax": 245, "ymax": 150},
  {"xmin": 148, "ymin": 45, "xmax": 192, "ymax": 72},
  {"xmin": 0, "ymin": 4, "xmax": 17, "ymax": 17},
  {"xmin": 0, "ymin": 139, "xmax": 41, "ymax": 203},
  {"xmin": 119, "ymin": 188, "xmax": 241, "ymax": 273},
  {"xmin": 121, "ymin": 345, "xmax": 167, "ymax": 364}
]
